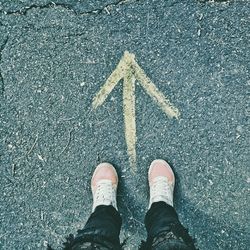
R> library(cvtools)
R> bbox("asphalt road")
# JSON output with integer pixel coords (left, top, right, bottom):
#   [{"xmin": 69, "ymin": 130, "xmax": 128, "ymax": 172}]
[{"xmin": 0, "ymin": 0, "xmax": 249, "ymax": 249}]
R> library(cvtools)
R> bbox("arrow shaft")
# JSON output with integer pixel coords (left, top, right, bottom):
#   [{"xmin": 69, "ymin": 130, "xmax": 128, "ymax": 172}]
[{"xmin": 123, "ymin": 71, "xmax": 137, "ymax": 171}]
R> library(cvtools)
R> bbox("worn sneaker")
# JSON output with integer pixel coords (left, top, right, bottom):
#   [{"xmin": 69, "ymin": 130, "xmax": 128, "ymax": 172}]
[
  {"xmin": 91, "ymin": 162, "xmax": 118, "ymax": 212},
  {"xmin": 148, "ymin": 159, "xmax": 175, "ymax": 209}
]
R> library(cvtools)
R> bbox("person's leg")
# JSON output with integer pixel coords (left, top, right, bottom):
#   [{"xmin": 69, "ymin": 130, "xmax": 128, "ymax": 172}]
[
  {"xmin": 143, "ymin": 201, "xmax": 195, "ymax": 250},
  {"xmin": 62, "ymin": 163, "xmax": 122, "ymax": 250},
  {"xmin": 140, "ymin": 160, "xmax": 196, "ymax": 250}
]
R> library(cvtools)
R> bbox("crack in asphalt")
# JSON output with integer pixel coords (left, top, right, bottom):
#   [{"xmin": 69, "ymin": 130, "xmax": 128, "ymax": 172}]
[
  {"xmin": 0, "ymin": 37, "xmax": 9, "ymax": 97},
  {"xmin": 1, "ymin": 0, "xmax": 137, "ymax": 16},
  {"xmin": 198, "ymin": 0, "xmax": 230, "ymax": 2},
  {"xmin": 2, "ymin": 2, "xmax": 76, "ymax": 15},
  {"xmin": 0, "ymin": 0, "xmax": 137, "ymax": 95},
  {"xmin": 80, "ymin": 0, "xmax": 138, "ymax": 15}
]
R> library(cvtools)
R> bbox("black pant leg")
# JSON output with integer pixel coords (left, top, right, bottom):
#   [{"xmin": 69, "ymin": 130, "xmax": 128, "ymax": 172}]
[
  {"xmin": 62, "ymin": 205, "xmax": 122, "ymax": 250},
  {"xmin": 141, "ymin": 201, "xmax": 196, "ymax": 250}
]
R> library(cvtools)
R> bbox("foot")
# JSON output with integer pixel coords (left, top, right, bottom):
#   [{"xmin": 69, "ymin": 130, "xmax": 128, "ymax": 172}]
[
  {"xmin": 91, "ymin": 162, "xmax": 118, "ymax": 212},
  {"xmin": 148, "ymin": 159, "xmax": 175, "ymax": 209}
]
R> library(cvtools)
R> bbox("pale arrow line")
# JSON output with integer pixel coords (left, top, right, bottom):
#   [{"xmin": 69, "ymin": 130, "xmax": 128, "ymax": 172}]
[
  {"xmin": 92, "ymin": 53, "xmax": 129, "ymax": 109},
  {"xmin": 123, "ymin": 69, "xmax": 136, "ymax": 170},
  {"xmin": 92, "ymin": 51, "xmax": 180, "ymax": 171},
  {"xmin": 132, "ymin": 58, "xmax": 180, "ymax": 119}
]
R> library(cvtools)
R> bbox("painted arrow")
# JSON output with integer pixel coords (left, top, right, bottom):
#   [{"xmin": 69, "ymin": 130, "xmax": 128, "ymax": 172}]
[{"xmin": 92, "ymin": 51, "xmax": 180, "ymax": 172}]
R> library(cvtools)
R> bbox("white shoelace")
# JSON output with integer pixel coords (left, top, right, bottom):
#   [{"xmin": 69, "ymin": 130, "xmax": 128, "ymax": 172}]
[
  {"xmin": 149, "ymin": 176, "xmax": 174, "ymax": 208},
  {"xmin": 92, "ymin": 180, "xmax": 117, "ymax": 212}
]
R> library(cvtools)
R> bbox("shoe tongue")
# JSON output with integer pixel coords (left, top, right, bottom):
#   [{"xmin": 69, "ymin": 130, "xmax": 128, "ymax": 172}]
[
  {"xmin": 153, "ymin": 176, "xmax": 174, "ymax": 185},
  {"xmin": 150, "ymin": 176, "xmax": 174, "ymax": 208},
  {"xmin": 97, "ymin": 179, "xmax": 112, "ymax": 185},
  {"xmin": 153, "ymin": 176, "xmax": 168, "ymax": 182},
  {"xmin": 92, "ymin": 179, "xmax": 118, "ymax": 212}
]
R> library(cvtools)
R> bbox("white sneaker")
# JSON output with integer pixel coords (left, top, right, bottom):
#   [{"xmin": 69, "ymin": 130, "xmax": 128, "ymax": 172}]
[
  {"xmin": 148, "ymin": 159, "xmax": 175, "ymax": 209},
  {"xmin": 91, "ymin": 162, "xmax": 118, "ymax": 212}
]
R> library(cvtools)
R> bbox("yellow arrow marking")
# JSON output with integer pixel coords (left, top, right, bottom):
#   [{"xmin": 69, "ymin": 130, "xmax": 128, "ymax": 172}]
[
  {"xmin": 92, "ymin": 51, "xmax": 180, "ymax": 171},
  {"xmin": 123, "ymin": 69, "xmax": 136, "ymax": 171}
]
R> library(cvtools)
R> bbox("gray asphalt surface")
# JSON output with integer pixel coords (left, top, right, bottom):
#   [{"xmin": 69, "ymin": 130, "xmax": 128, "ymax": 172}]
[{"xmin": 0, "ymin": 0, "xmax": 249, "ymax": 249}]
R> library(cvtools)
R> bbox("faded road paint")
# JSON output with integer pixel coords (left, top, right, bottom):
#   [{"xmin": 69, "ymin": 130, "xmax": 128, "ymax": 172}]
[{"xmin": 92, "ymin": 51, "xmax": 180, "ymax": 171}]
